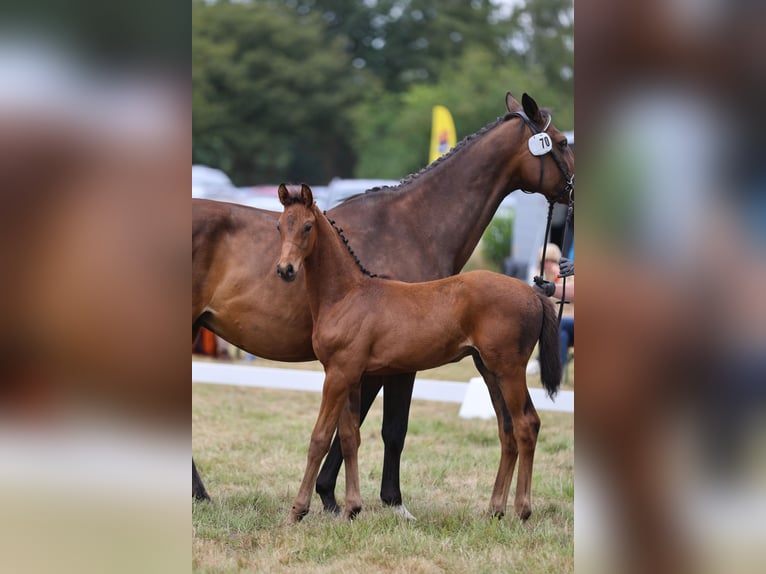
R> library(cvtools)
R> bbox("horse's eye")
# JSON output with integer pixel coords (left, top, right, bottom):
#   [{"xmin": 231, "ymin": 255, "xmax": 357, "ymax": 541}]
[
  {"xmin": 276, "ymin": 223, "xmax": 281, "ymax": 232},
  {"xmin": 303, "ymin": 222, "xmax": 313, "ymax": 233},
  {"xmin": 559, "ymin": 140, "xmax": 568, "ymax": 149}
]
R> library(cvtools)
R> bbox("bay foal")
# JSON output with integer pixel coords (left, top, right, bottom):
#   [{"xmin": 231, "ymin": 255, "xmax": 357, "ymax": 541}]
[{"xmin": 276, "ymin": 183, "xmax": 561, "ymax": 523}]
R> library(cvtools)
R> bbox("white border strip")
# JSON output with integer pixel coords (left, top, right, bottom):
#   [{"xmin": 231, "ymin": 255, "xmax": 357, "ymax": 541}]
[{"xmin": 192, "ymin": 360, "xmax": 573, "ymax": 414}]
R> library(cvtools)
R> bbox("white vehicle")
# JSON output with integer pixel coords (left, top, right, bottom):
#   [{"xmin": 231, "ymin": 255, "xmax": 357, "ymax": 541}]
[
  {"xmin": 192, "ymin": 165, "xmax": 239, "ymax": 202},
  {"xmin": 323, "ymin": 178, "xmax": 400, "ymax": 210}
]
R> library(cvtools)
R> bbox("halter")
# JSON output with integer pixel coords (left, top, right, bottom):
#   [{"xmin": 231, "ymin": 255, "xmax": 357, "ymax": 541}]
[{"xmin": 506, "ymin": 110, "xmax": 575, "ymax": 322}]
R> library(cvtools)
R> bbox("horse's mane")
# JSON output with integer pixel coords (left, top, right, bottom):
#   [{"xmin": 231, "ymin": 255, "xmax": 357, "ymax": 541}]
[{"xmin": 339, "ymin": 112, "xmax": 517, "ymax": 205}]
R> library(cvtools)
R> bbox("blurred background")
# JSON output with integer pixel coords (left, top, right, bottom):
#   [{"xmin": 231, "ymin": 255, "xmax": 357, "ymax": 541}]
[
  {"xmin": 4, "ymin": 0, "xmax": 765, "ymax": 573},
  {"xmin": 576, "ymin": 1, "xmax": 766, "ymax": 573}
]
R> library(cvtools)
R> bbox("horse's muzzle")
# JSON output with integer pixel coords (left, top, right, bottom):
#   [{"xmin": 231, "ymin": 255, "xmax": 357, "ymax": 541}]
[{"xmin": 276, "ymin": 263, "xmax": 297, "ymax": 282}]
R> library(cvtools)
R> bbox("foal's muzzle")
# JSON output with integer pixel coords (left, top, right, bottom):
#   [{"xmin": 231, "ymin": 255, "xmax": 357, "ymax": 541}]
[{"xmin": 276, "ymin": 263, "xmax": 297, "ymax": 282}]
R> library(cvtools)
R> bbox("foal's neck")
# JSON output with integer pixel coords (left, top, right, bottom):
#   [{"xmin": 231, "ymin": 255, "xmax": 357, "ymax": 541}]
[{"xmin": 303, "ymin": 207, "xmax": 369, "ymax": 318}]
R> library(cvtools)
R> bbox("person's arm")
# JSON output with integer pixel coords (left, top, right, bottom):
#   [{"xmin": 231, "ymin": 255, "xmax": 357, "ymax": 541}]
[{"xmin": 553, "ymin": 280, "xmax": 573, "ymax": 302}]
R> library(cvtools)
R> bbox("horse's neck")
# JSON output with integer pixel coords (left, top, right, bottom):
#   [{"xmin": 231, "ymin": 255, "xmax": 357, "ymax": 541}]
[
  {"xmin": 388, "ymin": 122, "xmax": 524, "ymax": 273},
  {"xmin": 303, "ymin": 210, "xmax": 366, "ymax": 319}
]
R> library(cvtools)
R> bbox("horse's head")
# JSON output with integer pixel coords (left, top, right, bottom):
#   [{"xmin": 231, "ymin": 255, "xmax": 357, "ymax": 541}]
[
  {"xmin": 504, "ymin": 92, "xmax": 574, "ymax": 205},
  {"xmin": 276, "ymin": 183, "xmax": 317, "ymax": 282}
]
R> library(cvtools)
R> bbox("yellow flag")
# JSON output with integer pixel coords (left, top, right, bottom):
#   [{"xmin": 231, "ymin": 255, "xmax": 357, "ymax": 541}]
[{"xmin": 429, "ymin": 105, "xmax": 456, "ymax": 163}]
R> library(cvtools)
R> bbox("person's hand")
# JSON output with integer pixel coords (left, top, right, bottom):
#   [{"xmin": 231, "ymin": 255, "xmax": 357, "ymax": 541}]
[
  {"xmin": 558, "ymin": 257, "xmax": 574, "ymax": 278},
  {"xmin": 533, "ymin": 275, "xmax": 556, "ymax": 297}
]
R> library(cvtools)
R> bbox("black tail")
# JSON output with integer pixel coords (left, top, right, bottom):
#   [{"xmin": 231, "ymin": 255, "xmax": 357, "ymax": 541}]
[{"xmin": 536, "ymin": 291, "xmax": 562, "ymax": 398}]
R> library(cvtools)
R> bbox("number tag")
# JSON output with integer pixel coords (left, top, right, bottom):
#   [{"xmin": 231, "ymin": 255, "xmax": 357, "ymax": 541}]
[{"xmin": 528, "ymin": 133, "xmax": 552, "ymax": 156}]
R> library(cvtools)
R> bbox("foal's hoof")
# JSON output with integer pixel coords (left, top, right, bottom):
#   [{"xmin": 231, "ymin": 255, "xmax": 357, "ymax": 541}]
[
  {"xmin": 515, "ymin": 506, "xmax": 532, "ymax": 521},
  {"xmin": 286, "ymin": 507, "xmax": 309, "ymax": 525},
  {"xmin": 344, "ymin": 506, "xmax": 362, "ymax": 521}
]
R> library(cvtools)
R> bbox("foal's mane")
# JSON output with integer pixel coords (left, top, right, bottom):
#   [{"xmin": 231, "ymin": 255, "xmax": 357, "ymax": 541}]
[
  {"xmin": 321, "ymin": 208, "xmax": 378, "ymax": 278},
  {"xmin": 339, "ymin": 112, "xmax": 516, "ymax": 205}
]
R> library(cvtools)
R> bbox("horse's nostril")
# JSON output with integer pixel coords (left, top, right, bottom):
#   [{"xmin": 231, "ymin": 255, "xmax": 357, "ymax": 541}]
[{"xmin": 287, "ymin": 263, "xmax": 294, "ymax": 274}]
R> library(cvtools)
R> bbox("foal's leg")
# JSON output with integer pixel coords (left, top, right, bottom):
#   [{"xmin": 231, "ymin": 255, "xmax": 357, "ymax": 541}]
[
  {"xmin": 473, "ymin": 356, "xmax": 518, "ymax": 518},
  {"xmin": 338, "ymin": 382, "xmax": 363, "ymax": 520},
  {"xmin": 316, "ymin": 374, "xmax": 385, "ymax": 513},
  {"xmin": 510, "ymin": 387, "xmax": 541, "ymax": 520},
  {"xmin": 288, "ymin": 370, "xmax": 351, "ymax": 524},
  {"xmin": 495, "ymin": 370, "xmax": 540, "ymax": 521}
]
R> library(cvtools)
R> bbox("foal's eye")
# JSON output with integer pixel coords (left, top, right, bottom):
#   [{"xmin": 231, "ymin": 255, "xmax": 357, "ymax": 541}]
[{"xmin": 303, "ymin": 222, "xmax": 313, "ymax": 233}]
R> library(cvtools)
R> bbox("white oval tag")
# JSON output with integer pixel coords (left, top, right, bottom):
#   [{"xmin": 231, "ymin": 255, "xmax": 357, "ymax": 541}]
[{"xmin": 528, "ymin": 133, "xmax": 552, "ymax": 156}]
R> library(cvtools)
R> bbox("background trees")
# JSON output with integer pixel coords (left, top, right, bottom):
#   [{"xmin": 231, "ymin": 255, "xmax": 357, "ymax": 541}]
[{"xmin": 192, "ymin": 0, "xmax": 574, "ymax": 185}]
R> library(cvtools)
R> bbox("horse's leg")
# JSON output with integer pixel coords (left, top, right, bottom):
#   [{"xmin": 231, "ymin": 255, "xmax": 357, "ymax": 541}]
[
  {"xmin": 192, "ymin": 458, "xmax": 211, "ymax": 501},
  {"xmin": 288, "ymin": 369, "xmax": 351, "ymax": 524},
  {"xmin": 316, "ymin": 374, "xmax": 385, "ymax": 513},
  {"xmin": 380, "ymin": 372, "xmax": 416, "ymax": 520},
  {"xmin": 192, "ymin": 320, "xmax": 211, "ymax": 502},
  {"xmin": 511, "ymin": 388, "xmax": 540, "ymax": 520},
  {"xmin": 338, "ymin": 381, "xmax": 363, "ymax": 520},
  {"xmin": 473, "ymin": 354, "xmax": 517, "ymax": 518},
  {"xmin": 496, "ymin": 373, "xmax": 540, "ymax": 521}
]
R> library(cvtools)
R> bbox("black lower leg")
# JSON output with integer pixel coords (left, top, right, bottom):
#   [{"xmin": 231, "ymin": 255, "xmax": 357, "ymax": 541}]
[
  {"xmin": 379, "ymin": 373, "xmax": 415, "ymax": 507},
  {"xmin": 192, "ymin": 458, "xmax": 211, "ymax": 501}
]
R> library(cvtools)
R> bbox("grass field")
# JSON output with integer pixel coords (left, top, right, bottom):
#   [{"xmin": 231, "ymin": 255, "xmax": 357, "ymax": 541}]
[{"xmin": 192, "ymin": 359, "xmax": 574, "ymax": 573}]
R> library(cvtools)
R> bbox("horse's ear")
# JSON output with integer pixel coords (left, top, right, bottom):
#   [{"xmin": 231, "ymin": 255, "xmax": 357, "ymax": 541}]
[
  {"xmin": 300, "ymin": 183, "xmax": 313, "ymax": 207},
  {"xmin": 521, "ymin": 93, "xmax": 543, "ymax": 125},
  {"xmin": 278, "ymin": 183, "xmax": 290, "ymax": 206},
  {"xmin": 505, "ymin": 91, "xmax": 521, "ymax": 113}
]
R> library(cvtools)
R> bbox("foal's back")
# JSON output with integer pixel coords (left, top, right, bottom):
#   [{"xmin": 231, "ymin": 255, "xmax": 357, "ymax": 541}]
[{"xmin": 325, "ymin": 270, "xmax": 544, "ymax": 375}]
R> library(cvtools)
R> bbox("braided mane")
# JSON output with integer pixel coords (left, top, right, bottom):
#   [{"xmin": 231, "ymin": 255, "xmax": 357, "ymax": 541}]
[
  {"xmin": 322, "ymin": 211, "xmax": 378, "ymax": 278},
  {"xmin": 340, "ymin": 113, "xmax": 515, "ymax": 205}
]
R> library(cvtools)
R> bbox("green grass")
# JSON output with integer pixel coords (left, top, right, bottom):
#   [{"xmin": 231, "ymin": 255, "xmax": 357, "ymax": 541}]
[{"xmin": 193, "ymin": 378, "xmax": 574, "ymax": 573}]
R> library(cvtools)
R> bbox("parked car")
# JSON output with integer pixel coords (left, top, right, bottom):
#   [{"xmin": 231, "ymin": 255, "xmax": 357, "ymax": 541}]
[
  {"xmin": 192, "ymin": 165, "xmax": 239, "ymax": 201},
  {"xmin": 323, "ymin": 178, "xmax": 400, "ymax": 210}
]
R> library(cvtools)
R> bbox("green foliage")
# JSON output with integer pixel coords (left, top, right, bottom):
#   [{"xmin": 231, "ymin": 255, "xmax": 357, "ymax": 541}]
[
  {"xmin": 192, "ymin": 0, "xmax": 367, "ymax": 184},
  {"xmin": 193, "ymin": 0, "xmax": 574, "ymax": 184},
  {"xmin": 481, "ymin": 210, "xmax": 514, "ymax": 272}
]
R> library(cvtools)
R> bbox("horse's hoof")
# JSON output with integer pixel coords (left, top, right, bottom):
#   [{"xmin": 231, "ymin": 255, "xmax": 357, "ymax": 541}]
[
  {"xmin": 193, "ymin": 492, "xmax": 212, "ymax": 502},
  {"xmin": 392, "ymin": 504, "xmax": 417, "ymax": 521},
  {"xmin": 322, "ymin": 501, "xmax": 341, "ymax": 515},
  {"xmin": 491, "ymin": 510, "xmax": 505, "ymax": 520}
]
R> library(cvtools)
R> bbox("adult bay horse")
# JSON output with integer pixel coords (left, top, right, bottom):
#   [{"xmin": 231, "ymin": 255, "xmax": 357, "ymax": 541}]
[
  {"xmin": 275, "ymin": 183, "xmax": 561, "ymax": 522},
  {"xmin": 192, "ymin": 92, "xmax": 574, "ymax": 514}
]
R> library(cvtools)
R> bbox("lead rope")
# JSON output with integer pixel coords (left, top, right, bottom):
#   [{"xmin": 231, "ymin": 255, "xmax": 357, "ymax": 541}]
[
  {"xmin": 555, "ymin": 199, "xmax": 573, "ymax": 324},
  {"xmin": 535, "ymin": 195, "xmax": 573, "ymax": 325}
]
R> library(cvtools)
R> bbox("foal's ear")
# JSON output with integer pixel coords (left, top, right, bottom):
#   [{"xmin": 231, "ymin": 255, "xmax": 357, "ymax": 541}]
[
  {"xmin": 521, "ymin": 93, "xmax": 543, "ymax": 125},
  {"xmin": 278, "ymin": 183, "xmax": 290, "ymax": 206},
  {"xmin": 300, "ymin": 183, "xmax": 314, "ymax": 207},
  {"xmin": 505, "ymin": 91, "xmax": 521, "ymax": 113}
]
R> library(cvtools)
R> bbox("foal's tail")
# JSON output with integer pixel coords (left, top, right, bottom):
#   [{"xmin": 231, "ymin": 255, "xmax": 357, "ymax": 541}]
[{"xmin": 535, "ymin": 291, "xmax": 562, "ymax": 398}]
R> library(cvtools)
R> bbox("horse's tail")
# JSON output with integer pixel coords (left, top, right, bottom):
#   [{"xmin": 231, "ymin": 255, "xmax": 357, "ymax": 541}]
[{"xmin": 535, "ymin": 291, "xmax": 561, "ymax": 398}]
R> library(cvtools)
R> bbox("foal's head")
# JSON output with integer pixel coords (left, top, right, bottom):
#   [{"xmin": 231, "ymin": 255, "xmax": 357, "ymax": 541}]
[{"xmin": 276, "ymin": 183, "xmax": 317, "ymax": 282}]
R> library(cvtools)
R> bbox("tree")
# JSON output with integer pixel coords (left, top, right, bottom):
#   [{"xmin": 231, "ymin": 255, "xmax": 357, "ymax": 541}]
[
  {"xmin": 507, "ymin": 0, "xmax": 574, "ymax": 94},
  {"xmin": 192, "ymin": 0, "xmax": 366, "ymax": 184},
  {"xmin": 351, "ymin": 46, "xmax": 572, "ymax": 179},
  {"xmin": 277, "ymin": 0, "xmax": 508, "ymax": 92}
]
